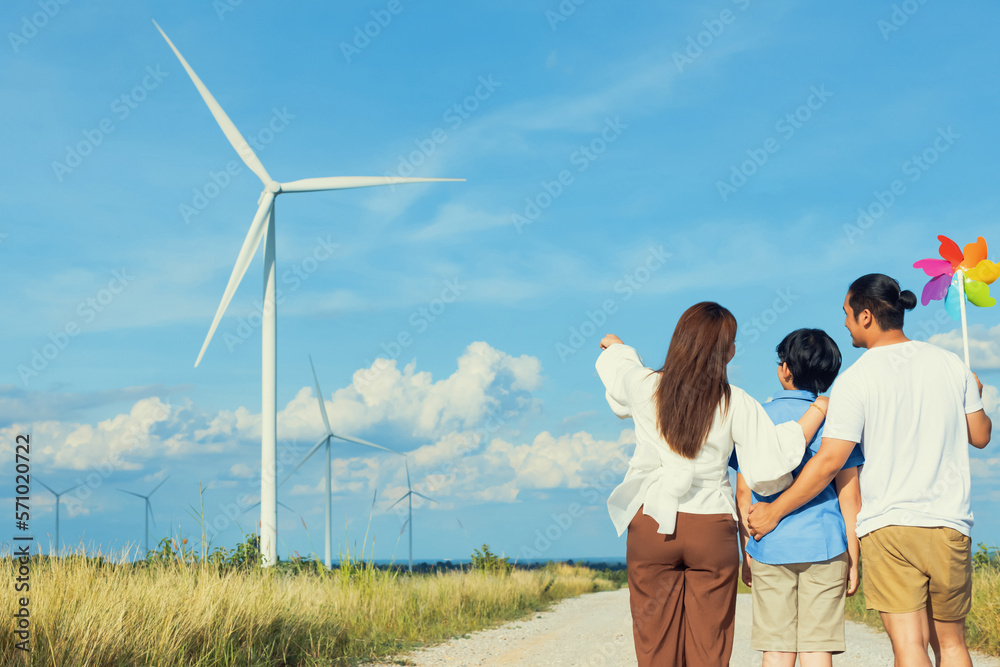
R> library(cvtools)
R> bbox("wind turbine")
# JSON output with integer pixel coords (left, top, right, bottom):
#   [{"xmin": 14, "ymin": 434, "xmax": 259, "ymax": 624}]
[
  {"xmin": 280, "ymin": 355, "xmax": 405, "ymax": 569},
  {"xmin": 36, "ymin": 479, "xmax": 83, "ymax": 556},
  {"xmin": 153, "ymin": 21, "xmax": 463, "ymax": 568},
  {"xmin": 389, "ymin": 462, "xmax": 438, "ymax": 573},
  {"xmin": 118, "ymin": 477, "xmax": 169, "ymax": 558}
]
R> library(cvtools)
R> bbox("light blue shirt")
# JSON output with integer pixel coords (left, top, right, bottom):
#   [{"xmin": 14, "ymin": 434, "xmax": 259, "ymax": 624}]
[{"xmin": 736, "ymin": 389, "xmax": 865, "ymax": 565}]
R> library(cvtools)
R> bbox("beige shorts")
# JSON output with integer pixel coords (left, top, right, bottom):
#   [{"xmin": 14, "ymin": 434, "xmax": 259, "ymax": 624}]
[
  {"xmin": 749, "ymin": 552, "xmax": 849, "ymax": 653},
  {"xmin": 860, "ymin": 525, "xmax": 972, "ymax": 621}
]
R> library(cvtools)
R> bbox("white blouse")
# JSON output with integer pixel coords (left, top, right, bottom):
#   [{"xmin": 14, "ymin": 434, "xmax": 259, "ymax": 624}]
[{"xmin": 596, "ymin": 343, "xmax": 809, "ymax": 536}]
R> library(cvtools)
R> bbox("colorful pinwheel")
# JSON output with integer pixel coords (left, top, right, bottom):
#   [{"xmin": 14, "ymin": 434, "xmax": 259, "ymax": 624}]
[{"xmin": 913, "ymin": 235, "xmax": 999, "ymax": 366}]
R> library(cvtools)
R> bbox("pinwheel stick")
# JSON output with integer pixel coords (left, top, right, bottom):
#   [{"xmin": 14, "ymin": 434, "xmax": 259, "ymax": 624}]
[{"xmin": 956, "ymin": 269, "xmax": 971, "ymax": 367}]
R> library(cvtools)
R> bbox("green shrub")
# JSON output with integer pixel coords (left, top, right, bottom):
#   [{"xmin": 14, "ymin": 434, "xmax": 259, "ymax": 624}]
[{"xmin": 471, "ymin": 544, "xmax": 513, "ymax": 575}]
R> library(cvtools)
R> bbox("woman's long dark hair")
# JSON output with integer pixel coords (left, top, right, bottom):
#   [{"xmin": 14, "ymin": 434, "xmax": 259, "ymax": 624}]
[{"xmin": 653, "ymin": 302, "xmax": 737, "ymax": 459}]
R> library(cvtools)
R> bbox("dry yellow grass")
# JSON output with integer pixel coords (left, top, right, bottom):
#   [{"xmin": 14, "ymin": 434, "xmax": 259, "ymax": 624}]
[
  {"xmin": 1, "ymin": 554, "xmax": 617, "ymax": 667},
  {"xmin": 844, "ymin": 566, "xmax": 1000, "ymax": 657}
]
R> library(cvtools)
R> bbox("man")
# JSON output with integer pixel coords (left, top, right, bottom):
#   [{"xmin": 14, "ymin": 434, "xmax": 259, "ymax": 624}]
[{"xmin": 747, "ymin": 274, "xmax": 992, "ymax": 667}]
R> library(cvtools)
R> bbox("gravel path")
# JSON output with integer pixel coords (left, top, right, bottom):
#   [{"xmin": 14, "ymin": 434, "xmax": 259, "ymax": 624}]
[{"xmin": 365, "ymin": 589, "xmax": 1000, "ymax": 666}]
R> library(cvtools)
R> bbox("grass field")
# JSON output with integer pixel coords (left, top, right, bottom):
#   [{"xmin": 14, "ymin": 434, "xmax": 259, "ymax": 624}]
[
  {"xmin": 1, "ymin": 548, "xmax": 620, "ymax": 667},
  {"xmin": 844, "ymin": 564, "xmax": 1000, "ymax": 657}
]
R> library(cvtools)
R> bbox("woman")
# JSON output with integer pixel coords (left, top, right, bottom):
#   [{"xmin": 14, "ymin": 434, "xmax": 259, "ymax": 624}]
[{"xmin": 596, "ymin": 302, "xmax": 828, "ymax": 667}]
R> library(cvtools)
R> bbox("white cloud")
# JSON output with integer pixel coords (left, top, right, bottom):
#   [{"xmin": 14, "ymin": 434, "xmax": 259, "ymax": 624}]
[
  {"xmin": 0, "ymin": 342, "xmax": 642, "ymax": 518},
  {"xmin": 229, "ymin": 463, "xmax": 255, "ymax": 479},
  {"xmin": 971, "ymin": 456, "xmax": 1000, "ymax": 479},
  {"xmin": 323, "ymin": 427, "xmax": 639, "ymax": 510},
  {"xmin": 982, "ymin": 383, "xmax": 999, "ymax": 420},
  {"xmin": 928, "ymin": 324, "xmax": 1000, "ymax": 369},
  {"xmin": 1, "ymin": 343, "xmax": 544, "ymax": 485},
  {"xmin": 407, "ymin": 202, "xmax": 511, "ymax": 242},
  {"xmin": 0, "ymin": 397, "xmax": 177, "ymax": 472},
  {"xmin": 275, "ymin": 341, "xmax": 543, "ymax": 442},
  {"xmin": 276, "ymin": 424, "xmax": 638, "ymax": 517}
]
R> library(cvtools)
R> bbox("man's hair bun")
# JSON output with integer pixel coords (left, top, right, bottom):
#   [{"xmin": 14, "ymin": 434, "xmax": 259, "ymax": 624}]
[{"xmin": 899, "ymin": 290, "xmax": 917, "ymax": 311}]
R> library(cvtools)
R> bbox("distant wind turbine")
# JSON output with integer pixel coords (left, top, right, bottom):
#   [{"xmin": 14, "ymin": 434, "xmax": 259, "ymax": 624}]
[
  {"xmin": 153, "ymin": 21, "xmax": 463, "ymax": 567},
  {"xmin": 36, "ymin": 479, "xmax": 83, "ymax": 556},
  {"xmin": 389, "ymin": 462, "xmax": 438, "ymax": 573},
  {"xmin": 118, "ymin": 477, "xmax": 169, "ymax": 557},
  {"xmin": 281, "ymin": 355, "xmax": 405, "ymax": 569}
]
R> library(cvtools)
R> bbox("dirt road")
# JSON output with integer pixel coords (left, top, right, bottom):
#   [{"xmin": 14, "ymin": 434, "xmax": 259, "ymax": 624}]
[{"xmin": 366, "ymin": 588, "xmax": 1000, "ymax": 666}]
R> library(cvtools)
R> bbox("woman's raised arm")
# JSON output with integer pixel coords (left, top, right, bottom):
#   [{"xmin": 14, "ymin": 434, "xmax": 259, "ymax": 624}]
[
  {"xmin": 732, "ymin": 390, "xmax": 826, "ymax": 497},
  {"xmin": 595, "ymin": 340, "xmax": 644, "ymax": 419}
]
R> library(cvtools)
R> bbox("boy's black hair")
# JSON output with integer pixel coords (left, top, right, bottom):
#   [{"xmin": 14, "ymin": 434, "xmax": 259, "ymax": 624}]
[
  {"xmin": 847, "ymin": 273, "xmax": 917, "ymax": 331},
  {"xmin": 776, "ymin": 328, "xmax": 842, "ymax": 395}
]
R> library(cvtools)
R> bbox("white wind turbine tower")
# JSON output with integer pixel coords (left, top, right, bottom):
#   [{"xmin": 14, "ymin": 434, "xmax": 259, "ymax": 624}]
[
  {"xmin": 36, "ymin": 479, "xmax": 83, "ymax": 556},
  {"xmin": 153, "ymin": 21, "xmax": 463, "ymax": 567},
  {"xmin": 280, "ymin": 355, "xmax": 405, "ymax": 569},
  {"xmin": 118, "ymin": 477, "xmax": 169, "ymax": 558},
  {"xmin": 389, "ymin": 461, "xmax": 438, "ymax": 573}
]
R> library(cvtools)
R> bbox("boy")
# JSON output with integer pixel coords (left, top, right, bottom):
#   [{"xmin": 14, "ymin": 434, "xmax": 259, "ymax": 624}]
[{"xmin": 735, "ymin": 329, "xmax": 863, "ymax": 667}]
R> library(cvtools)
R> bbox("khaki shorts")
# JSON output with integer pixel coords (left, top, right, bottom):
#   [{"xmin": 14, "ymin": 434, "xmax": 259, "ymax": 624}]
[
  {"xmin": 860, "ymin": 525, "xmax": 972, "ymax": 621},
  {"xmin": 749, "ymin": 552, "xmax": 849, "ymax": 653}
]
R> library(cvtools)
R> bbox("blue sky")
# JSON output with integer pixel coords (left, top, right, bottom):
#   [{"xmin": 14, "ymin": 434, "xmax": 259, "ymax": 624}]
[{"xmin": 2, "ymin": 0, "xmax": 999, "ymax": 563}]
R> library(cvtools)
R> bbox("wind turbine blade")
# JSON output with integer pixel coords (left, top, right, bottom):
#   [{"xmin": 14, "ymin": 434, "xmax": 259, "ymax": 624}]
[
  {"xmin": 149, "ymin": 476, "xmax": 170, "ymax": 497},
  {"xmin": 405, "ymin": 461, "xmax": 412, "ymax": 491},
  {"xmin": 241, "ymin": 501, "xmax": 261, "ymax": 515},
  {"xmin": 308, "ymin": 355, "xmax": 333, "ymax": 435},
  {"xmin": 195, "ymin": 193, "xmax": 275, "ymax": 367},
  {"xmin": 398, "ymin": 519, "xmax": 409, "ymax": 537},
  {"xmin": 58, "ymin": 481, "xmax": 85, "ymax": 495},
  {"xmin": 147, "ymin": 500, "xmax": 156, "ymax": 529},
  {"xmin": 279, "ymin": 436, "xmax": 329, "ymax": 487},
  {"xmin": 118, "ymin": 489, "xmax": 146, "ymax": 500},
  {"xmin": 36, "ymin": 479, "xmax": 56, "ymax": 495},
  {"xmin": 388, "ymin": 492, "xmax": 411, "ymax": 510},
  {"xmin": 412, "ymin": 491, "xmax": 438, "ymax": 504},
  {"xmin": 277, "ymin": 501, "xmax": 297, "ymax": 513},
  {"xmin": 330, "ymin": 432, "xmax": 403, "ymax": 456},
  {"xmin": 152, "ymin": 21, "xmax": 272, "ymax": 186},
  {"xmin": 279, "ymin": 176, "xmax": 464, "ymax": 193}
]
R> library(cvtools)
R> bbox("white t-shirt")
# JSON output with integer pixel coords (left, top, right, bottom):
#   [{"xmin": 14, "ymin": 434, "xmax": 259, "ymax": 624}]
[{"xmin": 823, "ymin": 340, "xmax": 984, "ymax": 537}]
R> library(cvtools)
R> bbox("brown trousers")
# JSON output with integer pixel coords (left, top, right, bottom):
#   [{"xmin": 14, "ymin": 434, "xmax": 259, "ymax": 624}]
[{"xmin": 626, "ymin": 509, "xmax": 739, "ymax": 667}]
